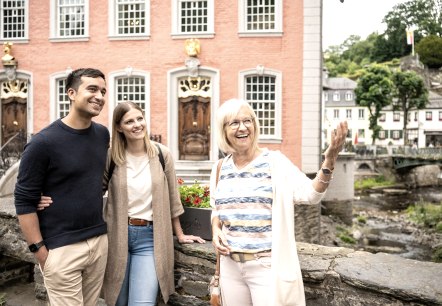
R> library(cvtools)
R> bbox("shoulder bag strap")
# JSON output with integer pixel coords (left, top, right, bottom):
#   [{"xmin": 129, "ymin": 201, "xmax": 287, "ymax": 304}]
[{"xmin": 215, "ymin": 158, "xmax": 223, "ymax": 277}]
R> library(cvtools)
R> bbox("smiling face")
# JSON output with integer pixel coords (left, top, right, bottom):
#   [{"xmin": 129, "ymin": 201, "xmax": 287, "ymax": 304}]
[
  {"xmin": 117, "ymin": 107, "xmax": 147, "ymax": 143},
  {"xmin": 67, "ymin": 76, "xmax": 106, "ymax": 119},
  {"xmin": 225, "ymin": 106, "xmax": 256, "ymax": 154}
]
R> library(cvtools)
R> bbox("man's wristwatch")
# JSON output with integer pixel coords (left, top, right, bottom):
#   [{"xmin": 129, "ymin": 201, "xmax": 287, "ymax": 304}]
[
  {"xmin": 28, "ymin": 241, "xmax": 45, "ymax": 253},
  {"xmin": 321, "ymin": 167, "xmax": 334, "ymax": 175}
]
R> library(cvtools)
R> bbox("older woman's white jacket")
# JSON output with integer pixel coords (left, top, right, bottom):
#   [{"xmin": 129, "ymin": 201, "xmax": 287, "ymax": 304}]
[{"xmin": 210, "ymin": 150, "xmax": 326, "ymax": 306}]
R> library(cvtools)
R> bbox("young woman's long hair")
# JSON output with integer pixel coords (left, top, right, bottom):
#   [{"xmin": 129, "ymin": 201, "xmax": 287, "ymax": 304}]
[{"xmin": 111, "ymin": 101, "xmax": 157, "ymax": 165}]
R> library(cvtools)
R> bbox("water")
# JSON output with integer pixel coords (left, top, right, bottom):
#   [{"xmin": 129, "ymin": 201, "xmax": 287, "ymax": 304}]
[{"xmin": 351, "ymin": 186, "xmax": 442, "ymax": 261}]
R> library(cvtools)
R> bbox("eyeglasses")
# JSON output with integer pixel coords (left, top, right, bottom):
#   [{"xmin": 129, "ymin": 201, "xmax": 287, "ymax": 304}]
[{"xmin": 226, "ymin": 118, "xmax": 254, "ymax": 130}]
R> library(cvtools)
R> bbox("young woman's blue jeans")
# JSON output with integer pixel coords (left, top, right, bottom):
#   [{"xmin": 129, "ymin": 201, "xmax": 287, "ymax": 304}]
[{"xmin": 116, "ymin": 224, "xmax": 159, "ymax": 306}]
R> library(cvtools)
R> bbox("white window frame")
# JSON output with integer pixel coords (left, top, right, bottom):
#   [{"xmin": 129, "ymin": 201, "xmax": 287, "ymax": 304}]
[
  {"xmin": 345, "ymin": 91, "xmax": 353, "ymax": 101},
  {"xmin": 333, "ymin": 109, "xmax": 339, "ymax": 119},
  {"xmin": 358, "ymin": 108, "xmax": 364, "ymax": 119},
  {"xmin": 425, "ymin": 111, "xmax": 432, "ymax": 121},
  {"xmin": 171, "ymin": 0, "xmax": 214, "ymax": 38},
  {"xmin": 346, "ymin": 109, "xmax": 351, "ymax": 119},
  {"xmin": 324, "ymin": 92, "xmax": 328, "ymax": 102},
  {"xmin": 49, "ymin": 70, "xmax": 71, "ymax": 122},
  {"xmin": 108, "ymin": 69, "xmax": 151, "ymax": 129},
  {"xmin": 379, "ymin": 130, "xmax": 386, "ymax": 140},
  {"xmin": 238, "ymin": 0, "xmax": 282, "ymax": 37},
  {"xmin": 0, "ymin": 0, "xmax": 29, "ymax": 42},
  {"xmin": 50, "ymin": 0, "xmax": 89, "ymax": 42},
  {"xmin": 239, "ymin": 67, "xmax": 282, "ymax": 142},
  {"xmin": 333, "ymin": 91, "xmax": 340, "ymax": 101},
  {"xmin": 108, "ymin": 0, "xmax": 150, "ymax": 40},
  {"xmin": 393, "ymin": 112, "xmax": 400, "ymax": 122},
  {"xmin": 379, "ymin": 112, "xmax": 386, "ymax": 122}
]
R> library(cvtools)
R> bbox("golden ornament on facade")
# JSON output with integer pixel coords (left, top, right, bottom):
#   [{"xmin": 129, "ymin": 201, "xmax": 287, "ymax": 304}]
[{"xmin": 184, "ymin": 38, "xmax": 201, "ymax": 57}]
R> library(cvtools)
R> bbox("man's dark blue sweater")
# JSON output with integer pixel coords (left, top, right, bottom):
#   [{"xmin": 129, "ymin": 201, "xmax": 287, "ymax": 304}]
[{"xmin": 14, "ymin": 119, "xmax": 109, "ymax": 249}]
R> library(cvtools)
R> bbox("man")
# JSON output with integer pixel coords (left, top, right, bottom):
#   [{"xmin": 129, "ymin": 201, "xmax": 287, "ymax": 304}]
[{"xmin": 14, "ymin": 68, "xmax": 109, "ymax": 305}]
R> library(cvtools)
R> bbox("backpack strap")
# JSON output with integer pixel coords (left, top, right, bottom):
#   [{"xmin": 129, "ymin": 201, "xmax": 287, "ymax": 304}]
[
  {"xmin": 155, "ymin": 143, "xmax": 165, "ymax": 171},
  {"xmin": 108, "ymin": 158, "xmax": 116, "ymax": 181}
]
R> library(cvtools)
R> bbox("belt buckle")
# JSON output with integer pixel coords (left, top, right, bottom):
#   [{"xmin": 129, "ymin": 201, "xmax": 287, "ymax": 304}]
[
  {"xmin": 128, "ymin": 218, "xmax": 136, "ymax": 226},
  {"xmin": 231, "ymin": 253, "xmax": 246, "ymax": 263}
]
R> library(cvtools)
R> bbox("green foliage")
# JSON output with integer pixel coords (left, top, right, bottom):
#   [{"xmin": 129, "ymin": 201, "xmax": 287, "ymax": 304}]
[
  {"xmin": 0, "ymin": 293, "xmax": 6, "ymax": 306},
  {"xmin": 177, "ymin": 179, "xmax": 211, "ymax": 208},
  {"xmin": 336, "ymin": 226, "xmax": 356, "ymax": 244},
  {"xmin": 432, "ymin": 245, "xmax": 442, "ymax": 263},
  {"xmin": 406, "ymin": 201, "xmax": 442, "ymax": 231},
  {"xmin": 354, "ymin": 176, "xmax": 395, "ymax": 190},
  {"xmin": 355, "ymin": 64, "xmax": 394, "ymax": 144},
  {"xmin": 415, "ymin": 35, "xmax": 442, "ymax": 68},
  {"xmin": 391, "ymin": 70, "xmax": 428, "ymax": 144},
  {"xmin": 356, "ymin": 215, "xmax": 367, "ymax": 224}
]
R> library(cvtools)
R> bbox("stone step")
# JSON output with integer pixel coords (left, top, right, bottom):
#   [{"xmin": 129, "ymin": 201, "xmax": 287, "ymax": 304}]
[{"xmin": 0, "ymin": 255, "xmax": 33, "ymax": 287}]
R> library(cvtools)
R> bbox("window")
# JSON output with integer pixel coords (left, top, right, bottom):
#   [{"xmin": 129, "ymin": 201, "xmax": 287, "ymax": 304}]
[
  {"xmin": 1, "ymin": 0, "xmax": 28, "ymax": 40},
  {"xmin": 116, "ymin": 76, "xmax": 147, "ymax": 112},
  {"xmin": 414, "ymin": 111, "xmax": 418, "ymax": 121},
  {"xmin": 240, "ymin": 68, "xmax": 282, "ymax": 140},
  {"xmin": 239, "ymin": 0, "xmax": 282, "ymax": 36},
  {"xmin": 358, "ymin": 109, "xmax": 364, "ymax": 119},
  {"xmin": 379, "ymin": 130, "xmax": 386, "ymax": 140},
  {"xmin": 346, "ymin": 129, "xmax": 352, "ymax": 139},
  {"xmin": 324, "ymin": 92, "xmax": 328, "ymax": 102},
  {"xmin": 358, "ymin": 129, "xmax": 365, "ymax": 138},
  {"xmin": 333, "ymin": 91, "xmax": 340, "ymax": 101},
  {"xmin": 56, "ymin": 78, "xmax": 70, "ymax": 118},
  {"xmin": 333, "ymin": 109, "xmax": 339, "ymax": 119},
  {"xmin": 392, "ymin": 130, "xmax": 401, "ymax": 140},
  {"xmin": 426, "ymin": 111, "xmax": 432, "ymax": 121},
  {"xmin": 379, "ymin": 113, "xmax": 386, "ymax": 122},
  {"xmin": 345, "ymin": 91, "xmax": 353, "ymax": 101},
  {"xmin": 171, "ymin": 0, "xmax": 213, "ymax": 36},
  {"xmin": 50, "ymin": 0, "xmax": 89, "ymax": 40},
  {"xmin": 393, "ymin": 112, "xmax": 400, "ymax": 122},
  {"xmin": 346, "ymin": 109, "xmax": 351, "ymax": 119},
  {"xmin": 109, "ymin": 0, "xmax": 149, "ymax": 38},
  {"xmin": 439, "ymin": 111, "xmax": 442, "ymax": 121}
]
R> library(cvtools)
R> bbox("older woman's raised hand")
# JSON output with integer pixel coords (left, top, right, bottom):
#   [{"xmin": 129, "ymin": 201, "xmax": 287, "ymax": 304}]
[{"xmin": 323, "ymin": 121, "xmax": 348, "ymax": 165}]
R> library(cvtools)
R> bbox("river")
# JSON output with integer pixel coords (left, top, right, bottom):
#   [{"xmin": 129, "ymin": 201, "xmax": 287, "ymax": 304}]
[{"xmin": 331, "ymin": 186, "xmax": 442, "ymax": 262}]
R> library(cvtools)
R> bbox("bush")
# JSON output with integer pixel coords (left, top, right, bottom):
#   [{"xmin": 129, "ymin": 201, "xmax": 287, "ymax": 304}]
[
  {"xmin": 177, "ymin": 178, "xmax": 211, "ymax": 208},
  {"xmin": 354, "ymin": 175, "xmax": 395, "ymax": 190},
  {"xmin": 415, "ymin": 35, "xmax": 442, "ymax": 69},
  {"xmin": 406, "ymin": 200, "xmax": 442, "ymax": 231}
]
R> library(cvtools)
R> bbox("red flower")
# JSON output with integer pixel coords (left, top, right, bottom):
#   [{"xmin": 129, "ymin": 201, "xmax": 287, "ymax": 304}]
[{"xmin": 177, "ymin": 178, "xmax": 184, "ymax": 185}]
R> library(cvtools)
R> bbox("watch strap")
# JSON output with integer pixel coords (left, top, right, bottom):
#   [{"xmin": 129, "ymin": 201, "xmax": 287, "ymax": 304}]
[{"xmin": 28, "ymin": 241, "xmax": 45, "ymax": 253}]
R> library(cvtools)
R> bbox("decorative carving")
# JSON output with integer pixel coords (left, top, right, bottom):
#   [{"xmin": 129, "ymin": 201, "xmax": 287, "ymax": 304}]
[
  {"xmin": 184, "ymin": 38, "xmax": 200, "ymax": 57},
  {"xmin": 2, "ymin": 42, "xmax": 18, "ymax": 82},
  {"xmin": 178, "ymin": 77, "xmax": 211, "ymax": 98},
  {"xmin": 2, "ymin": 42, "xmax": 15, "ymax": 62},
  {"xmin": 1, "ymin": 80, "xmax": 28, "ymax": 100},
  {"xmin": 185, "ymin": 57, "xmax": 200, "ymax": 77}
]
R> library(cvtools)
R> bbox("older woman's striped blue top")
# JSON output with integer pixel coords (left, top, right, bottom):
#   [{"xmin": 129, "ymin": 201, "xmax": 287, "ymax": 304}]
[{"xmin": 215, "ymin": 151, "xmax": 273, "ymax": 253}]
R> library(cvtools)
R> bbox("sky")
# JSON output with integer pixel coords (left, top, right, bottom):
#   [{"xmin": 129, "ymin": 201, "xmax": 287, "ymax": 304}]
[{"xmin": 323, "ymin": 0, "xmax": 407, "ymax": 49}]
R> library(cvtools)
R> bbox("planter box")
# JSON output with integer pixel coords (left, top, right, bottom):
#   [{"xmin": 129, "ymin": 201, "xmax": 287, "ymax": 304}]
[{"xmin": 179, "ymin": 207, "xmax": 212, "ymax": 240}]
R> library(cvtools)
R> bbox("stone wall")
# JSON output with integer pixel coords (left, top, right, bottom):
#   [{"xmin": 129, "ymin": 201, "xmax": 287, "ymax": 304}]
[{"xmin": 1, "ymin": 197, "xmax": 441, "ymax": 306}]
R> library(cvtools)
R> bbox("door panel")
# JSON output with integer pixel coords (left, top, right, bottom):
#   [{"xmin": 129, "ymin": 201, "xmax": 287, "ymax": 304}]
[
  {"xmin": 2, "ymin": 98, "xmax": 27, "ymax": 147},
  {"xmin": 179, "ymin": 96, "xmax": 210, "ymax": 160}
]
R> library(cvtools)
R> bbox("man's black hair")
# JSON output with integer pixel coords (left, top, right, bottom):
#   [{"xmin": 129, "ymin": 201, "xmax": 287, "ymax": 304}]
[{"xmin": 65, "ymin": 68, "xmax": 105, "ymax": 93}]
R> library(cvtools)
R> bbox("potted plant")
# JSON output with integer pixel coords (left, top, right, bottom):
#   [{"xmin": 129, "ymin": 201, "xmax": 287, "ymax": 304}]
[{"xmin": 178, "ymin": 178, "xmax": 213, "ymax": 240}]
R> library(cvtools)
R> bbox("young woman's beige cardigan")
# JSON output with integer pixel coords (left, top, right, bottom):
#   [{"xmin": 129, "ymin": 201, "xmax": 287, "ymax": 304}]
[{"xmin": 101, "ymin": 144, "xmax": 184, "ymax": 305}]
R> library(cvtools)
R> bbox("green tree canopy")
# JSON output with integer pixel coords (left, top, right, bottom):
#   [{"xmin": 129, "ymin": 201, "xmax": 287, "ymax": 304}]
[
  {"xmin": 391, "ymin": 70, "xmax": 429, "ymax": 144},
  {"xmin": 354, "ymin": 65, "xmax": 394, "ymax": 144},
  {"xmin": 415, "ymin": 35, "xmax": 442, "ymax": 68}
]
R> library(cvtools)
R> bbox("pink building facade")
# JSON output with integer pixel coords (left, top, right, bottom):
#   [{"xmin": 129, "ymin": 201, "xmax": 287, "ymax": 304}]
[{"xmin": 0, "ymin": 0, "xmax": 323, "ymax": 172}]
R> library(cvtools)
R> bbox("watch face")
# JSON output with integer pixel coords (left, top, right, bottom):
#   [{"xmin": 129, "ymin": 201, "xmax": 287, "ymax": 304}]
[{"xmin": 29, "ymin": 241, "xmax": 44, "ymax": 253}]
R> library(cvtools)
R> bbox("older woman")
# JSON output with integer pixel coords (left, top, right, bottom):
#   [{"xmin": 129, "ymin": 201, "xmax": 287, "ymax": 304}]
[{"xmin": 210, "ymin": 98, "xmax": 348, "ymax": 306}]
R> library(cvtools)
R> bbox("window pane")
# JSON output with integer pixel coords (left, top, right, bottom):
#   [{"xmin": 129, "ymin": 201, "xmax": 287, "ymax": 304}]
[
  {"xmin": 116, "ymin": 76, "xmax": 146, "ymax": 112},
  {"xmin": 57, "ymin": 79, "xmax": 70, "ymax": 118},
  {"xmin": 117, "ymin": 0, "xmax": 146, "ymax": 35},
  {"xmin": 245, "ymin": 75, "xmax": 276, "ymax": 136},
  {"xmin": 246, "ymin": 0, "xmax": 275, "ymax": 31},
  {"xmin": 1, "ymin": 0, "xmax": 26, "ymax": 38},
  {"xmin": 179, "ymin": 0, "xmax": 208, "ymax": 33},
  {"xmin": 58, "ymin": 0, "xmax": 85, "ymax": 37}
]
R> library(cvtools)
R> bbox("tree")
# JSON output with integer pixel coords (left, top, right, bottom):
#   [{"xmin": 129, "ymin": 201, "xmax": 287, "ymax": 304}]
[
  {"xmin": 415, "ymin": 35, "xmax": 442, "ymax": 68},
  {"xmin": 391, "ymin": 70, "xmax": 429, "ymax": 145},
  {"xmin": 354, "ymin": 65, "xmax": 394, "ymax": 144},
  {"xmin": 372, "ymin": 0, "xmax": 442, "ymax": 62}
]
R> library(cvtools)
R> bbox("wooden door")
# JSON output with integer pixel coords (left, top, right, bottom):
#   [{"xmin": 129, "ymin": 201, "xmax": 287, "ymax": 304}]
[
  {"xmin": 178, "ymin": 96, "xmax": 210, "ymax": 160},
  {"xmin": 1, "ymin": 98, "xmax": 27, "ymax": 148}
]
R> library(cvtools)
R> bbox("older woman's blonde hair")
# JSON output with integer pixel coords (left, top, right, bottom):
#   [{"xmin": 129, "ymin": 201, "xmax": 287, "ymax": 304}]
[
  {"xmin": 215, "ymin": 98, "xmax": 260, "ymax": 154},
  {"xmin": 111, "ymin": 101, "xmax": 157, "ymax": 165}
]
